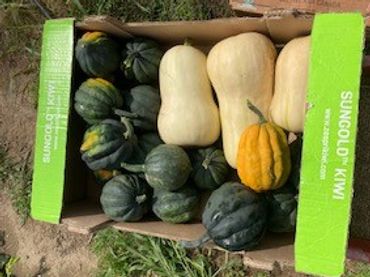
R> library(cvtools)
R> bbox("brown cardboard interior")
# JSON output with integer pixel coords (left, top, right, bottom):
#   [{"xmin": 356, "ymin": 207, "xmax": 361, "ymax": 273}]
[
  {"xmin": 350, "ymin": 78, "xmax": 370, "ymax": 239},
  {"xmin": 76, "ymin": 15, "xmax": 313, "ymax": 44},
  {"xmin": 63, "ymin": 106, "xmax": 88, "ymax": 203},
  {"xmin": 60, "ymin": 15, "xmax": 370, "ymax": 269}
]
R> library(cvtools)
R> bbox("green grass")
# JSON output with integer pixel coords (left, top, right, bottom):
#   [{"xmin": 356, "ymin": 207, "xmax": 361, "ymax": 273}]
[
  {"xmin": 0, "ymin": 0, "xmax": 42, "ymax": 107},
  {"xmin": 1, "ymin": 0, "xmax": 233, "ymax": 23},
  {"xmin": 0, "ymin": 147, "xmax": 32, "ymax": 225},
  {"xmin": 0, "ymin": 0, "xmax": 42, "ymax": 56},
  {"xmin": 91, "ymin": 228, "xmax": 249, "ymax": 277},
  {"xmin": 68, "ymin": 0, "xmax": 234, "ymax": 21},
  {"xmin": 0, "ymin": 255, "xmax": 19, "ymax": 277}
]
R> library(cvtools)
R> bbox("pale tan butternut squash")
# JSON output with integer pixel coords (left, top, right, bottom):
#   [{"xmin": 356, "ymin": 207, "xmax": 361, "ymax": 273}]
[
  {"xmin": 158, "ymin": 43, "xmax": 220, "ymax": 147},
  {"xmin": 270, "ymin": 36, "xmax": 310, "ymax": 133},
  {"xmin": 207, "ymin": 33, "xmax": 277, "ymax": 168}
]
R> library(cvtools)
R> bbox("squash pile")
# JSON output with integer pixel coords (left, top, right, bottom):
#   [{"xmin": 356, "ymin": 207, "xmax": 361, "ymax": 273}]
[{"xmin": 74, "ymin": 31, "xmax": 307, "ymax": 252}]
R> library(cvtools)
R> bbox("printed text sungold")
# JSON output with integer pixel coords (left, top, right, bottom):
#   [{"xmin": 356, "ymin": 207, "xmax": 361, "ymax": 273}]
[{"xmin": 333, "ymin": 91, "xmax": 352, "ymax": 200}]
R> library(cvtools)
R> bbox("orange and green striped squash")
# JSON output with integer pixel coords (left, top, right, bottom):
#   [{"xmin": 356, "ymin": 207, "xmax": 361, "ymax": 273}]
[{"xmin": 237, "ymin": 100, "xmax": 291, "ymax": 193}]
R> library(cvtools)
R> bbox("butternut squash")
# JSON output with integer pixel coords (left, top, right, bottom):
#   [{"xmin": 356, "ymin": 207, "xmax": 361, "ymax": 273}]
[
  {"xmin": 207, "ymin": 33, "xmax": 277, "ymax": 168},
  {"xmin": 158, "ymin": 43, "xmax": 220, "ymax": 147},
  {"xmin": 270, "ymin": 36, "xmax": 311, "ymax": 133}
]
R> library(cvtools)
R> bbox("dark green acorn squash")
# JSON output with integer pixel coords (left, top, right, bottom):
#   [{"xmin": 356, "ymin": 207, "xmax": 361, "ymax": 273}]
[
  {"xmin": 121, "ymin": 38, "xmax": 163, "ymax": 84},
  {"xmin": 118, "ymin": 85, "xmax": 161, "ymax": 131},
  {"xmin": 75, "ymin": 32, "xmax": 120, "ymax": 77},
  {"xmin": 80, "ymin": 118, "xmax": 137, "ymax": 170},
  {"xmin": 152, "ymin": 185, "xmax": 199, "ymax": 223},
  {"xmin": 100, "ymin": 175, "xmax": 151, "ymax": 221},
  {"xmin": 190, "ymin": 147, "xmax": 229, "ymax": 190},
  {"xmin": 74, "ymin": 78, "xmax": 123, "ymax": 124},
  {"xmin": 287, "ymin": 134, "xmax": 303, "ymax": 190},
  {"xmin": 266, "ymin": 183, "xmax": 298, "ymax": 233},
  {"xmin": 138, "ymin": 133, "xmax": 164, "ymax": 155},
  {"xmin": 182, "ymin": 182, "xmax": 268, "ymax": 251},
  {"xmin": 129, "ymin": 132, "xmax": 164, "ymax": 164},
  {"xmin": 121, "ymin": 144, "xmax": 192, "ymax": 191}
]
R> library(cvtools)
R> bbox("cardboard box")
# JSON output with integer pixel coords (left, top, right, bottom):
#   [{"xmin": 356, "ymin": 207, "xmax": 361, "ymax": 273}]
[
  {"xmin": 30, "ymin": 14, "xmax": 367, "ymax": 276},
  {"xmin": 230, "ymin": 0, "xmax": 370, "ymax": 15}
]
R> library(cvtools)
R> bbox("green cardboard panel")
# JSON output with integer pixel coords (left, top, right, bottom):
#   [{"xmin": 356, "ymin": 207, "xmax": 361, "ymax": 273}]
[
  {"xmin": 295, "ymin": 14, "xmax": 364, "ymax": 277},
  {"xmin": 31, "ymin": 19, "xmax": 74, "ymax": 223}
]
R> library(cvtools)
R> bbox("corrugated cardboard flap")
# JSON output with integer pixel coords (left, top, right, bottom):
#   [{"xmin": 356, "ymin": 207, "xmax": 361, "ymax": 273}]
[
  {"xmin": 62, "ymin": 200, "xmax": 112, "ymax": 235},
  {"xmin": 79, "ymin": 15, "xmax": 312, "ymax": 44}
]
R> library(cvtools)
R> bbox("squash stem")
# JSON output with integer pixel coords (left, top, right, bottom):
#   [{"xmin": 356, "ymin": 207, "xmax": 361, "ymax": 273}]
[
  {"xmin": 114, "ymin": 109, "xmax": 139, "ymax": 119},
  {"xmin": 247, "ymin": 100, "xmax": 267, "ymax": 124},
  {"xmin": 184, "ymin": 38, "xmax": 192, "ymax": 46},
  {"xmin": 202, "ymin": 158, "xmax": 212, "ymax": 170},
  {"xmin": 135, "ymin": 194, "xmax": 147, "ymax": 204},
  {"xmin": 123, "ymin": 53, "xmax": 136, "ymax": 68},
  {"xmin": 180, "ymin": 233, "xmax": 211, "ymax": 249},
  {"xmin": 121, "ymin": 162, "xmax": 146, "ymax": 173},
  {"xmin": 120, "ymin": 117, "xmax": 135, "ymax": 140},
  {"xmin": 112, "ymin": 170, "xmax": 121, "ymax": 177}
]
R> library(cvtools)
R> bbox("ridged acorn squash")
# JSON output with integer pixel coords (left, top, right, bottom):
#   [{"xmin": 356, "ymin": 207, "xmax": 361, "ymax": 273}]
[
  {"xmin": 100, "ymin": 175, "xmax": 151, "ymax": 221},
  {"xmin": 121, "ymin": 144, "xmax": 192, "ymax": 191},
  {"xmin": 129, "ymin": 132, "xmax": 164, "ymax": 164},
  {"xmin": 237, "ymin": 100, "xmax": 291, "ymax": 192},
  {"xmin": 117, "ymin": 85, "xmax": 161, "ymax": 132},
  {"xmin": 80, "ymin": 118, "xmax": 137, "ymax": 170},
  {"xmin": 121, "ymin": 38, "xmax": 163, "ymax": 84},
  {"xmin": 189, "ymin": 147, "xmax": 229, "ymax": 190},
  {"xmin": 182, "ymin": 182, "xmax": 268, "ymax": 251},
  {"xmin": 266, "ymin": 182, "xmax": 298, "ymax": 233},
  {"xmin": 152, "ymin": 185, "xmax": 199, "ymax": 223},
  {"xmin": 76, "ymin": 32, "xmax": 120, "ymax": 77},
  {"xmin": 74, "ymin": 78, "xmax": 123, "ymax": 124}
]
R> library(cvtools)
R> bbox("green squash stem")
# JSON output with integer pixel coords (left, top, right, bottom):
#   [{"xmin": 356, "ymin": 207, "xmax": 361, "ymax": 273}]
[
  {"xmin": 247, "ymin": 99, "xmax": 267, "ymax": 124},
  {"xmin": 202, "ymin": 157, "xmax": 212, "ymax": 170},
  {"xmin": 137, "ymin": 173, "xmax": 146, "ymax": 179},
  {"xmin": 120, "ymin": 117, "xmax": 135, "ymax": 140},
  {"xmin": 112, "ymin": 170, "xmax": 121, "ymax": 177},
  {"xmin": 180, "ymin": 233, "xmax": 211, "ymax": 249},
  {"xmin": 114, "ymin": 109, "xmax": 139, "ymax": 119},
  {"xmin": 184, "ymin": 38, "xmax": 193, "ymax": 46},
  {"xmin": 135, "ymin": 194, "xmax": 147, "ymax": 204},
  {"xmin": 121, "ymin": 162, "xmax": 146, "ymax": 173},
  {"xmin": 123, "ymin": 53, "xmax": 136, "ymax": 68}
]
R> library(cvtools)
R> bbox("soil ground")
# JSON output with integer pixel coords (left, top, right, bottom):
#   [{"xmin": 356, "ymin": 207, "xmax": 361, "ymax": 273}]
[{"xmin": 0, "ymin": 193, "xmax": 96, "ymax": 277}]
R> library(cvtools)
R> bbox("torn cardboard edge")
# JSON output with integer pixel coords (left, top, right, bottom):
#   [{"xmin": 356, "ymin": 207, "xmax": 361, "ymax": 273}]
[{"xmin": 229, "ymin": 0, "xmax": 370, "ymax": 16}]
